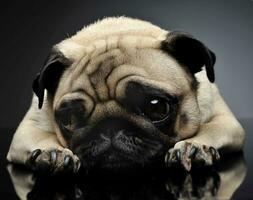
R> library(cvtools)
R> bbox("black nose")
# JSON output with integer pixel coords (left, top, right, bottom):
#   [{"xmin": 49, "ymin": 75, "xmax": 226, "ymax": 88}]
[
  {"xmin": 85, "ymin": 117, "xmax": 144, "ymax": 156},
  {"xmin": 94, "ymin": 117, "xmax": 136, "ymax": 138}
]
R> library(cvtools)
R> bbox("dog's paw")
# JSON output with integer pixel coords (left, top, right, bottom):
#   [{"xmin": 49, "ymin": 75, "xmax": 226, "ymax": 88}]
[
  {"xmin": 165, "ymin": 141, "xmax": 220, "ymax": 171},
  {"xmin": 26, "ymin": 148, "xmax": 81, "ymax": 175}
]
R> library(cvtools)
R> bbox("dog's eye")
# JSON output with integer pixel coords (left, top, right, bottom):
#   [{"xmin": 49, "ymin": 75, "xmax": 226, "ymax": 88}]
[
  {"xmin": 59, "ymin": 110, "xmax": 78, "ymax": 132},
  {"xmin": 140, "ymin": 97, "xmax": 170, "ymax": 122},
  {"xmin": 55, "ymin": 101, "xmax": 86, "ymax": 132}
]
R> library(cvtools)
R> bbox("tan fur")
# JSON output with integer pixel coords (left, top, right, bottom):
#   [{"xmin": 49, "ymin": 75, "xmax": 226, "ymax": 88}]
[{"xmin": 7, "ymin": 16, "xmax": 244, "ymax": 168}]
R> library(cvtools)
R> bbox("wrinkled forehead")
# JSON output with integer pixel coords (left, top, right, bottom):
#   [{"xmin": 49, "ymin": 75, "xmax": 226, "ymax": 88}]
[{"xmin": 53, "ymin": 34, "xmax": 191, "ymax": 109}]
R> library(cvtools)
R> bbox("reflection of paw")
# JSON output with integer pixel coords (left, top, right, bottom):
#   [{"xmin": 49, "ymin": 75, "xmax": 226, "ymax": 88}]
[
  {"xmin": 26, "ymin": 148, "xmax": 81, "ymax": 175},
  {"xmin": 165, "ymin": 172, "xmax": 220, "ymax": 199},
  {"xmin": 165, "ymin": 141, "xmax": 220, "ymax": 171}
]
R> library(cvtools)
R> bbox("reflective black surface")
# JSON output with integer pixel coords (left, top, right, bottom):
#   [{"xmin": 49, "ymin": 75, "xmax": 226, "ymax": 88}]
[{"xmin": 1, "ymin": 119, "xmax": 252, "ymax": 200}]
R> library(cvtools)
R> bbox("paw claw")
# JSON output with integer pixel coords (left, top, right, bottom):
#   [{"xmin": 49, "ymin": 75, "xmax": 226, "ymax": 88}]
[
  {"xmin": 30, "ymin": 149, "xmax": 41, "ymax": 162},
  {"xmin": 50, "ymin": 150, "xmax": 57, "ymax": 163},
  {"xmin": 176, "ymin": 150, "xmax": 181, "ymax": 161},
  {"xmin": 189, "ymin": 146, "xmax": 197, "ymax": 159},
  {"xmin": 64, "ymin": 155, "xmax": 71, "ymax": 167},
  {"xmin": 209, "ymin": 147, "xmax": 220, "ymax": 162},
  {"xmin": 209, "ymin": 147, "xmax": 216, "ymax": 156},
  {"xmin": 75, "ymin": 159, "xmax": 81, "ymax": 173},
  {"xmin": 26, "ymin": 149, "xmax": 42, "ymax": 169}
]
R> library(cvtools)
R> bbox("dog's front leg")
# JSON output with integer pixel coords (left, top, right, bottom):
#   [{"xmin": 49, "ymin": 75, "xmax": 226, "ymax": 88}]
[
  {"xmin": 7, "ymin": 97, "xmax": 80, "ymax": 174},
  {"xmin": 7, "ymin": 120, "xmax": 80, "ymax": 174},
  {"xmin": 165, "ymin": 91, "xmax": 245, "ymax": 171}
]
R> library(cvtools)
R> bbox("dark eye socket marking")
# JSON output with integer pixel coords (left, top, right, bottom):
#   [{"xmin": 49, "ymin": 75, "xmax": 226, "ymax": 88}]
[
  {"xmin": 55, "ymin": 99, "xmax": 87, "ymax": 140},
  {"xmin": 121, "ymin": 82, "xmax": 179, "ymax": 125},
  {"xmin": 57, "ymin": 99, "xmax": 84, "ymax": 109}
]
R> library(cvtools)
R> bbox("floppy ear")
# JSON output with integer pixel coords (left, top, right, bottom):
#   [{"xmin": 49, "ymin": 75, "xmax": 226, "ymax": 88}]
[
  {"xmin": 32, "ymin": 49, "xmax": 71, "ymax": 109},
  {"xmin": 161, "ymin": 31, "xmax": 216, "ymax": 83}
]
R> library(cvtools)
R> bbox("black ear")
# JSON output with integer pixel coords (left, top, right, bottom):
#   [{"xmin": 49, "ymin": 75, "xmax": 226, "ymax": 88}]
[
  {"xmin": 32, "ymin": 49, "xmax": 71, "ymax": 109},
  {"xmin": 161, "ymin": 31, "xmax": 216, "ymax": 83}
]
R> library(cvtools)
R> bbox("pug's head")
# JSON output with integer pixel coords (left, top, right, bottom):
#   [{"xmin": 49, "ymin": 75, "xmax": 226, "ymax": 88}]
[{"xmin": 32, "ymin": 17, "xmax": 215, "ymax": 170}]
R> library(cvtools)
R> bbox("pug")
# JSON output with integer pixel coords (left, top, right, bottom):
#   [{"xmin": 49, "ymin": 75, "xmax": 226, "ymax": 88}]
[{"xmin": 7, "ymin": 16, "xmax": 245, "ymax": 173}]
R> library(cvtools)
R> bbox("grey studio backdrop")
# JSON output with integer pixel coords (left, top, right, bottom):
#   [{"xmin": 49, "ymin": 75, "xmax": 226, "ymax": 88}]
[{"xmin": 0, "ymin": 0, "xmax": 252, "ymax": 128}]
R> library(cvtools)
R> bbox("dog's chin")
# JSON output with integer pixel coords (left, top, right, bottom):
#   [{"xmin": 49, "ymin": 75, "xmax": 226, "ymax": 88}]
[{"xmin": 78, "ymin": 145, "xmax": 166, "ymax": 172}]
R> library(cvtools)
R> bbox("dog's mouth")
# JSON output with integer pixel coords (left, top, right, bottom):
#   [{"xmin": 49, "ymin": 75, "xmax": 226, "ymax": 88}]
[
  {"xmin": 73, "ymin": 129, "xmax": 168, "ymax": 170},
  {"xmin": 69, "ymin": 117, "xmax": 176, "ymax": 171}
]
